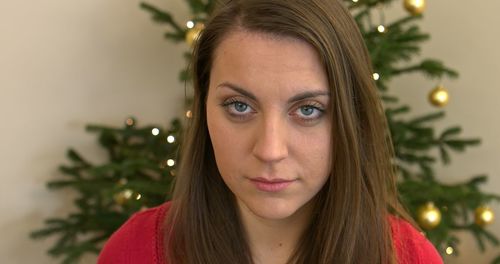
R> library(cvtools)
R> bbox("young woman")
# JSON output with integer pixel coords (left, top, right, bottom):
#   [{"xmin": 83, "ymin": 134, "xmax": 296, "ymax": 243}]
[{"xmin": 99, "ymin": 0, "xmax": 443, "ymax": 263}]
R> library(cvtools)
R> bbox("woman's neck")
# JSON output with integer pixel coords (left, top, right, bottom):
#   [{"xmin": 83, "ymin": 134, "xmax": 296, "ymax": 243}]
[{"xmin": 237, "ymin": 200, "xmax": 314, "ymax": 264}]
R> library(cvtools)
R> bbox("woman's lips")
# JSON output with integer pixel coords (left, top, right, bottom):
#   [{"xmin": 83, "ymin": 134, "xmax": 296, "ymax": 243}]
[{"xmin": 250, "ymin": 177, "xmax": 295, "ymax": 192}]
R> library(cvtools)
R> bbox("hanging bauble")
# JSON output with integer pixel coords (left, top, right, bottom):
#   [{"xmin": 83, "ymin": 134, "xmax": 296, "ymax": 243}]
[
  {"xmin": 417, "ymin": 202, "xmax": 442, "ymax": 229},
  {"xmin": 475, "ymin": 206, "xmax": 495, "ymax": 227},
  {"xmin": 428, "ymin": 84, "xmax": 449, "ymax": 107},
  {"xmin": 404, "ymin": 0, "xmax": 426, "ymax": 16},
  {"xmin": 113, "ymin": 189, "xmax": 134, "ymax": 205},
  {"xmin": 125, "ymin": 117, "xmax": 136, "ymax": 127},
  {"xmin": 185, "ymin": 23, "xmax": 205, "ymax": 47}
]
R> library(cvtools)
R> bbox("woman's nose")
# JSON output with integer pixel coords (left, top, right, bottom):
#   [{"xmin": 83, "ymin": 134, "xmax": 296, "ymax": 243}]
[{"xmin": 252, "ymin": 116, "xmax": 289, "ymax": 163}]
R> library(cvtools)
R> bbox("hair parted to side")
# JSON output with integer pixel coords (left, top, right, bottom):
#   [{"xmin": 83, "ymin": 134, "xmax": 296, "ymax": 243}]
[{"xmin": 165, "ymin": 0, "xmax": 408, "ymax": 263}]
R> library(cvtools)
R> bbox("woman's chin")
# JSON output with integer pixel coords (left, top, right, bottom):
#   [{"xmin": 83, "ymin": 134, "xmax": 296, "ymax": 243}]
[
  {"xmin": 252, "ymin": 207, "xmax": 296, "ymax": 221},
  {"xmin": 239, "ymin": 198, "xmax": 310, "ymax": 222}
]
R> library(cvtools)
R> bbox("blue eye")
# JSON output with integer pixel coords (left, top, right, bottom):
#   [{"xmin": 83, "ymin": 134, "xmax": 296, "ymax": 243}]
[
  {"xmin": 234, "ymin": 102, "xmax": 249, "ymax": 113},
  {"xmin": 293, "ymin": 103, "xmax": 325, "ymax": 123},
  {"xmin": 299, "ymin": 106, "xmax": 315, "ymax": 116},
  {"xmin": 221, "ymin": 98, "xmax": 254, "ymax": 120}
]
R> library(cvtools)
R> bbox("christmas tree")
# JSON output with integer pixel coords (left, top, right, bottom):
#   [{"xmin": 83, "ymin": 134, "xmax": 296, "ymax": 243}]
[{"xmin": 31, "ymin": 0, "xmax": 500, "ymax": 263}]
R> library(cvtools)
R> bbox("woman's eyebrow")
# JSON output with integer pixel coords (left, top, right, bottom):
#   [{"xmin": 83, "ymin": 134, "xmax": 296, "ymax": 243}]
[
  {"xmin": 216, "ymin": 82, "xmax": 257, "ymax": 101},
  {"xmin": 287, "ymin": 91, "xmax": 330, "ymax": 103},
  {"xmin": 216, "ymin": 82, "xmax": 330, "ymax": 102}
]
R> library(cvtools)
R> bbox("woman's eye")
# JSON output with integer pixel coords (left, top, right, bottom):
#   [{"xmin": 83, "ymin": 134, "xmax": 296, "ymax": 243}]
[
  {"xmin": 293, "ymin": 104, "xmax": 325, "ymax": 122},
  {"xmin": 233, "ymin": 102, "xmax": 249, "ymax": 113},
  {"xmin": 221, "ymin": 99, "xmax": 255, "ymax": 119},
  {"xmin": 299, "ymin": 106, "xmax": 315, "ymax": 116}
]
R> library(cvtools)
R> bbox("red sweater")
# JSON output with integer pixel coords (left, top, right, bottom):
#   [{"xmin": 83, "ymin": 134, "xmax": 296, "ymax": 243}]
[{"xmin": 98, "ymin": 202, "xmax": 443, "ymax": 264}]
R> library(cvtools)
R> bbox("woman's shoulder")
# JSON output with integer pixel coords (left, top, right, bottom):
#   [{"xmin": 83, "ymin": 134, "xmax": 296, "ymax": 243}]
[
  {"xmin": 97, "ymin": 201, "xmax": 171, "ymax": 264},
  {"xmin": 389, "ymin": 216, "xmax": 443, "ymax": 264}
]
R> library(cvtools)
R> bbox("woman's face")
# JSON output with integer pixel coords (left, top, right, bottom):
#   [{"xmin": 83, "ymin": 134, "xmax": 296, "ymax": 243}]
[{"xmin": 206, "ymin": 30, "xmax": 332, "ymax": 221}]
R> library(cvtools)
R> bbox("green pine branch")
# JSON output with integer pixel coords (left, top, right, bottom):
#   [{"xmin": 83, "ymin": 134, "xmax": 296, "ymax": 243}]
[
  {"xmin": 30, "ymin": 118, "xmax": 181, "ymax": 263},
  {"xmin": 140, "ymin": 2, "xmax": 185, "ymax": 42}
]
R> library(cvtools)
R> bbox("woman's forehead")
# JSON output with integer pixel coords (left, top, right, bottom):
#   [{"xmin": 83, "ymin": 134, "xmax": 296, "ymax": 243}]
[{"xmin": 209, "ymin": 30, "xmax": 329, "ymax": 97}]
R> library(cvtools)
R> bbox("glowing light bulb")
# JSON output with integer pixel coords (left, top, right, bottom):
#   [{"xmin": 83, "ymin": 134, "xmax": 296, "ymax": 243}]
[
  {"xmin": 445, "ymin": 247, "xmax": 454, "ymax": 255},
  {"xmin": 186, "ymin": 20, "xmax": 194, "ymax": 29},
  {"xmin": 123, "ymin": 189, "xmax": 133, "ymax": 199},
  {"xmin": 167, "ymin": 135, "xmax": 175, "ymax": 143},
  {"xmin": 152, "ymin": 128, "xmax": 160, "ymax": 136},
  {"xmin": 167, "ymin": 159, "xmax": 175, "ymax": 167},
  {"xmin": 373, "ymin": 73, "xmax": 380, "ymax": 80}
]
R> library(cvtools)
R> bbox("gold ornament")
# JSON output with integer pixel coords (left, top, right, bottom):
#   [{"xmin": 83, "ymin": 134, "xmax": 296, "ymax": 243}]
[
  {"xmin": 475, "ymin": 206, "xmax": 495, "ymax": 226},
  {"xmin": 417, "ymin": 202, "xmax": 442, "ymax": 229},
  {"xmin": 125, "ymin": 117, "xmax": 136, "ymax": 127},
  {"xmin": 428, "ymin": 85, "xmax": 450, "ymax": 107},
  {"xmin": 186, "ymin": 110, "xmax": 193, "ymax": 119},
  {"xmin": 113, "ymin": 189, "xmax": 134, "ymax": 205},
  {"xmin": 404, "ymin": 0, "xmax": 426, "ymax": 16},
  {"xmin": 185, "ymin": 23, "xmax": 205, "ymax": 47}
]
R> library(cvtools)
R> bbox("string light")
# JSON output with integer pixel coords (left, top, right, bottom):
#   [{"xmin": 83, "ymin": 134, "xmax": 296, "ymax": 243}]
[
  {"xmin": 186, "ymin": 20, "xmax": 194, "ymax": 29},
  {"xmin": 167, "ymin": 159, "xmax": 175, "ymax": 167},
  {"xmin": 352, "ymin": 0, "xmax": 359, "ymax": 2},
  {"xmin": 135, "ymin": 193, "xmax": 142, "ymax": 200},
  {"xmin": 152, "ymin": 128, "xmax": 160, "ymax": 136},
  {"xmin": 377, "ymin": 25, "xmax": 386, "ymax": 33},
  {"xmin": 167, "ymin": 135, "xmax": 175, "ymax": 143},
  {"xmin": 122, "ymin": 189, "xmax": 133, "ymax": 199},
  {"xmin": 445, "ymin": 246, "xmax": 454, "ymax": 255},
  {"xmin": 373, "ymin": 73, "xmax": 380, "ymax": 80}
]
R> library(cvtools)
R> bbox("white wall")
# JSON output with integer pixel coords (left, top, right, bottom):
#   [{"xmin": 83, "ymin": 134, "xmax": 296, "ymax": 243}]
[
  {"xmin": 0, "ymin": 0, "xmax": 189, "ymax": 263},
  {"xmin": 0, "ymin": 1, "xmax": 498, "ymax": 263}
]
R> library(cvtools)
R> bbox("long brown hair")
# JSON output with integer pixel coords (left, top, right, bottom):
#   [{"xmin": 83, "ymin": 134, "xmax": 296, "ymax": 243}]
[{"xmin": 165, "ymin": 0, "xmax": 407, "ymax": 263}]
